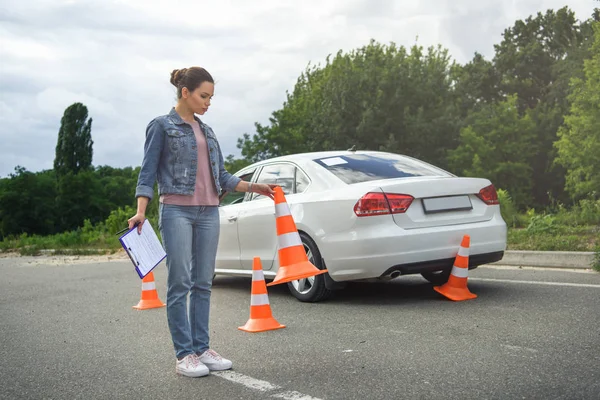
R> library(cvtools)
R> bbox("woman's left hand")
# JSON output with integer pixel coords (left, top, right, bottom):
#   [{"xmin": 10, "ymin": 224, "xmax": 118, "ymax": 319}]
[{"xmin": 251, "ymin": 183, "xmax": 277, "ymax": 199}]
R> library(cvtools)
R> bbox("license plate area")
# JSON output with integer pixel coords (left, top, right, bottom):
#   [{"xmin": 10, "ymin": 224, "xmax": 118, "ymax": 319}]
[{"xmin": 422, "ymin": 195, "xmax": 473, "ymax": 214}]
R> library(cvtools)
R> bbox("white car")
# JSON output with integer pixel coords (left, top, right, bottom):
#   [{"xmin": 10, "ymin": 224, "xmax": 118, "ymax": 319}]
[{"xmin": 216, "ymin": 150, "xmax": 507, "ymax": 302}]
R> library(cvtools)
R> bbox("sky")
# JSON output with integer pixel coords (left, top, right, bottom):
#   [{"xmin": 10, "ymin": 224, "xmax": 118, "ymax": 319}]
[{"xmin": 0, "ymin": 0, "xmax": 595, "ymax": 178}]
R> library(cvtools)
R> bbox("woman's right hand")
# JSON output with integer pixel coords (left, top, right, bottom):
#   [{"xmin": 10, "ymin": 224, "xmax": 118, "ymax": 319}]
[{"xmin": 128, "ymin": 213, "xmax": 146, "ymax": 234}]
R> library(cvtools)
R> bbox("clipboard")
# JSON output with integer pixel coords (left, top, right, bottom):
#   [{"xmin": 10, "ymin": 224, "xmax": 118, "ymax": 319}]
[{"xmin": 118, "ymin": 219, "xmax": 167, "ymax": 279}]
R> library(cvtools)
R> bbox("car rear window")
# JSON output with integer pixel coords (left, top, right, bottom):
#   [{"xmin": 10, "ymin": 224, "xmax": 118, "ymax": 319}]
[{"xmin": 313, "ymin": 153, "xmax": 450, "ymax": 184}]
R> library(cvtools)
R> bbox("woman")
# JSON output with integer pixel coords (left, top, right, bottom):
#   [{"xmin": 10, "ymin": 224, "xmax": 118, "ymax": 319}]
[{"xmin": 128, "ymin": 67, "xmax": 275, "ymax": 378}]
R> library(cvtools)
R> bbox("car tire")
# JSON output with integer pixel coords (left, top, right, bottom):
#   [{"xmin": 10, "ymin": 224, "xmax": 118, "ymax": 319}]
[
  {"xmin": 421, "ymin": 269, "xmax": 452, "ymax": 285},
  {"xmin": 287, "ymin": 233, "xmax": 333, "ymax": 303}
]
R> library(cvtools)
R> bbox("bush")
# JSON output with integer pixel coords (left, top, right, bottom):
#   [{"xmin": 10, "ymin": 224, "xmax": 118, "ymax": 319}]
[
  {"xmin": 554, "ymin": 197, "xmax": 600, "ymax": 227},
  {"xmin": 574, "ymin": 198, "xmax": 600, "ymax": 225},
  {"xmin": 526, "ymin": 213, "xmax": 559, "ymax": 235},
  {"xmin": 497, "ymin": 188, "xmax": 517, "ymax": 227},
  {"xmin": 104, "ymin": 206, "xmax": 136, "ymax": 235}
]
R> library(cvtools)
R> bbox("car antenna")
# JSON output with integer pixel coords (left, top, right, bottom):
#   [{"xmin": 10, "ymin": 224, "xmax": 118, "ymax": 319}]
[{"xmin": 347, "ymin": 145, "xmax": 356, "ymax": 152}]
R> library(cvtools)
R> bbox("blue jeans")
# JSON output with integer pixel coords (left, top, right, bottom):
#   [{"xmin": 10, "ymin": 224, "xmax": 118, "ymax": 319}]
[{"xmin": 158, "ymin": 203, "xmax": 220, "ymax": 359}]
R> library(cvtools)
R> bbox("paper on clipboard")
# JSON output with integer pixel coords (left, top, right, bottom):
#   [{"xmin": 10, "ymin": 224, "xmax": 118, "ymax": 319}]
[{"xmin": 119, "ymin": 219, "xmax": 166, "ymax": 278}]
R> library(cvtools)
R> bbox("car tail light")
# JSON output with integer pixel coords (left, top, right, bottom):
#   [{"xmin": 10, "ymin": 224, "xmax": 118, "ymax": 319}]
[
  {"xmin": 386, "ymin": 193, "xmax": 414, "ymax": 213},
  {"xmin": 354, "ymin": 192, "xmax": 414, "ymax": 217},
  {"xmin": 477, "ymin": 184, "xmax": 499, "ymax": 205}
]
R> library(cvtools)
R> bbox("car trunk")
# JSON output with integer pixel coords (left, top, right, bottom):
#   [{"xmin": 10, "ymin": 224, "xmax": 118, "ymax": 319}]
[{"xmin": 375, "ymin": 176, "xmax": 496, "ymax": 229}]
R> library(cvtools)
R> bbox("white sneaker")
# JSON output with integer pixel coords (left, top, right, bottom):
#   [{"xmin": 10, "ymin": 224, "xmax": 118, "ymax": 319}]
[
  {"xmin": 176, "ymin": 354, "xmax": 209, "ymax": 377},
  {"xmin": 198, "ymin": 349, "xmax": 233, "ymax": 371}
]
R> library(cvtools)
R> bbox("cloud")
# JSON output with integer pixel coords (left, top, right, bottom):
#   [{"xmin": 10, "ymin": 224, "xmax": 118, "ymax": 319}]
[
  {"xmin": 36, "ymin": 87, "xmax": 117, "ymax": 120},
  {"xmin": 0, "ymin": 0, "xmax": 595, "ymax": 177}
]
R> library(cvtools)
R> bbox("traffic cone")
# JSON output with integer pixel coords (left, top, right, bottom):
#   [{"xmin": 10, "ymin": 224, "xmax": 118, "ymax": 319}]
[
  {"xmin": 266, "ymin": 186, "xmax": 327, "ymax": 287},
  {"xmin": 132, "ymin": 271, "xmax": 166, "ymax": 310},
  {"xmin": 433, "ymin": 235, "xmax": 477, "ymax": 301},
  {"xmin": 239, "ymin": 257, "xmax": 286, "ymax": 333}
]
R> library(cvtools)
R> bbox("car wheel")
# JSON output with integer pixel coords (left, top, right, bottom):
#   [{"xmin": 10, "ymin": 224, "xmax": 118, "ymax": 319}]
[
  {"xmin": 421, "ymin": 269, "xmax": 452, "ymax": 285},
  {"xmin": 287, "ymin": 233, "xmax": 333, "ymax": 303}
]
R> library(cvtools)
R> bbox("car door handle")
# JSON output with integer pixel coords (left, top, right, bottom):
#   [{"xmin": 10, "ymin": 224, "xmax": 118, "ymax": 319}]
[{"xmin": 228, "ymin": 216, "xmax": 238, "ymax": 222}]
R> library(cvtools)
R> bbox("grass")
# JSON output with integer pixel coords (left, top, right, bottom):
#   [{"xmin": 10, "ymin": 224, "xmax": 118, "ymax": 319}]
[
  {"xmin": 507, "ymin": 225, "xmax": 599, "ymax": 252},
  {"xmin": 506, "ymin": 223, "xmax": 600, "ymax": 271},
  {"xmin": 499, "ymin": 193, "xmax": 600, "ymax": 271},
  {"xmin": 0, "ymin": 226, "xmax": 123, "ymax": 256},
  {"xmin": 2, "ymin": 241, "xmax": 121, "ymax": 257},
  {"xmin": 0, "ymin": 206, "xmax": 139, "ymax": 256}
]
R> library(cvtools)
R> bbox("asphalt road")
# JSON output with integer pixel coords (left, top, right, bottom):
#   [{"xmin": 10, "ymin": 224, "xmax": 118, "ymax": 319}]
[{"xmin": 1, "ymin": 257, "xmax": 599, "ymax": 400}]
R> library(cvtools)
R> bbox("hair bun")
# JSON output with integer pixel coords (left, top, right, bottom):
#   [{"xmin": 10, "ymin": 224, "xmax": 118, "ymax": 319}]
[{"xmin": 170, "ymin": 68, "xmax": 188, "ymax": 87}]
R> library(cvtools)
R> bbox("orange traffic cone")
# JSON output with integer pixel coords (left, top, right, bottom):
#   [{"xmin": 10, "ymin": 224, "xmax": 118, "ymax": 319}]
[
  {"xmin": 239, "ymin": 257, "xmax": 286, "ymax": 333},
  {"xmin": 267, "ymin": 186, "xmax": 327, "ymax": 287},
  {"xmin": 132, "ymin": 271, "xmax": 166, "ymax": 310},
  {"xmin": 434, "ymin": 235, "xmax": 477, "ymax": 301}
]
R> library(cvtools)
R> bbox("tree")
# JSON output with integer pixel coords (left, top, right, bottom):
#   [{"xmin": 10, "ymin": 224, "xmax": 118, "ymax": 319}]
[
  {"xmin": 448, "ymin": 95, "xmax": 537, "ymax": 208},
  {"xmin": 451, "ymin": 52, "xmax": 502, "ymax": 118},
  {"xmin": 0, "ymin": 164, "xmax": 140, "ymax": 237},
  {"xmin": 54, "ymin": 103, "xmax": 93, "ymax": 177},
  {"xmin": 555, "ymin": 22, "xmax": 600, "ymax": 199},
  {"xmin": 238, "ymin": 40, "xmax": 461, "ymax": 168},
  {"xmin": 55, "ymin": 169, "xmax": 106, "ymax": 232},
  {"xmin": 492, "ymin": 7, "xmax": 596, "ymax": 206},
  {"xmin": 224, "ymin": 155, "xmax": 251, "ymax": 174},
  {"xmin": 0, "ymin": 167, "xmax": 57, "ymax": 238}
]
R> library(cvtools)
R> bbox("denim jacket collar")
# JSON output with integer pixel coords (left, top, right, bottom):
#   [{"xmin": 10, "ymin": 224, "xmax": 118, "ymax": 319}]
[{"xmin": 167, "ymin": 107, "xmax": 204, "ymax": 127}]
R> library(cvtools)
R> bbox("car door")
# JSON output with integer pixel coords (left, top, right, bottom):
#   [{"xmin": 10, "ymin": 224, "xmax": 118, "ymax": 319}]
[
  {"xmin": 236, "ymin": 163, "xmax": 297, "ymax": 270},
  {"xmin": 216, "ymin": 168, "xmax": 256, "ymax": 270}
]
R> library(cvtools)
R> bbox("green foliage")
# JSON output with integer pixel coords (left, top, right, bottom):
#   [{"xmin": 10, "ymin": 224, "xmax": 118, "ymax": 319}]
[
  {"xmin": 555, "ymin": 22, "xmax": 600, "ymax": 199},
  {"xmin": 492, "ymin": 7, "xmax": 596, "ymax": 207},
  {"xmin": 0, "ymin": 200, "xmax": 163, "ymax": 254},
  {"xmin": 0, "ymin": 166, "xmax": 138, "ymax": 239},
  {"xmin": 526, "ymin": 214, "xmax": 559, "ymax": 235},
  {"xmin": 508, "ymin": 225, "xmax": 598, "ymax": 252},
  {"xmin": 575, "ymin": 198, "xmax": 600, "ymax": 225},
  {"xmin": 497, "ymin": 188, "xmax": 519, "ymax": 228},
  {"xmin": 54, "ymin": 102, "xmax": 94, "ymax": 177},
  {"xmin": 224, "ymin": 155, "xmax": 251, "ymax": 175},
  {"xmin": 56, "ymin": 170, "xmax": 103, "ymax": 231},
  {"xmin": 553, "ymin": 197, "xmax": 600, "ymax": 226},
  {"xmin": 104, "ymin": 206, "xmax": 137, "ymax": 235},
  {"xmin": 0, "ymin": 215, "xmax": 127, "ymax": 255},
  {"xmin": 506, "ymin": 199, "xmax": 600, "ymax": 252},
  {"xmin": 494, "ymin": 7, "xmax": 588, "ymax": 110},
  {"xmin": 0, "ymin": 167, "xmax": 57, "ymax": 237},
  {"xmin": 238, "ymin": 40, "xmax": 461, "ymax": 169},
  {"xmin": 451, "ymin": 52, "xmax": 501, "ymax": 117},
  {"xmin": 238, "ymin": 7, "xmax": 596, "ymax": 210},
  {"xmin": 448, "ymin": 95, "xmax": 536, "ymax": 208}
]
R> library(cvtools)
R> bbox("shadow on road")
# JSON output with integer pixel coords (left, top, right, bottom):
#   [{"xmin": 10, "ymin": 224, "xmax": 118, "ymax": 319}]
[{"xmin": 211, "ymin": 275, "xmax": 512, "ymax": 306}]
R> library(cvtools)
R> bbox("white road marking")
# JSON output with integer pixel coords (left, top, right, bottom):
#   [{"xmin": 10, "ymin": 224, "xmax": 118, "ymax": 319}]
[
  {"xmin": 212, "ymin": 371, "xmax": 323, "ymax": 400},
  {"xmin": 482, "ymin": 265, "xmax": 593, "ymax": 273},
  {"xmin": 272, "ymin": 390, "xmax": 324, "ymax": 400},
  {"xmin": 470, "ymin": 277, "xmax": 600, "ymax": 288},
  {"xmin": 211, "ymin": 371, "xmax": 280, "ymax": 391}
]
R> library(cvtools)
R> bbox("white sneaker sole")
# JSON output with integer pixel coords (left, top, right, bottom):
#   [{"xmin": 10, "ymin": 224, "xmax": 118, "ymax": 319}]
[
  {"xmin": 176, "ymin": 367, "xmax": 210, "ymax": 377},
  {"xmin": 204, "ymin": 362, "xmax": 233, "ymax": 371}
]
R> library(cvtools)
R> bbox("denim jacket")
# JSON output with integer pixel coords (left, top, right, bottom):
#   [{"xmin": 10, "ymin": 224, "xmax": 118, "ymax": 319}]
[{"xmin": 135, "ymin": 108, "xmax": 241, "ymax": 200}]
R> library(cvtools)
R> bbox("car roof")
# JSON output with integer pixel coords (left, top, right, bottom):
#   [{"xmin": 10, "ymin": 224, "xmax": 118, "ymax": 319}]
[{"xmin": 249, "ymin": 150, "xmax": 405, "ymax": 167}]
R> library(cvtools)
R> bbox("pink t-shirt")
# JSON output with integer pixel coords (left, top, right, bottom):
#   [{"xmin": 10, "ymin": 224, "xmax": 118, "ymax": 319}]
[{"xmin": 160, "ymin": 120, "xmax": 219, "ymax": 206}]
